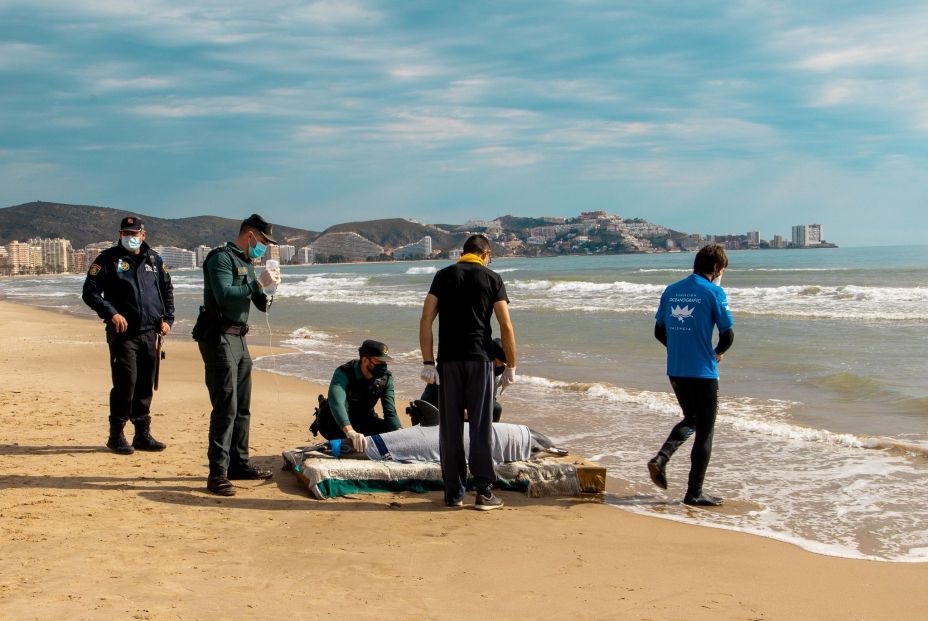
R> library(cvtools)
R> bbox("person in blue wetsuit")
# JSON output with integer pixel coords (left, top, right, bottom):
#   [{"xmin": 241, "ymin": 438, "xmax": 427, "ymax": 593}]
[{"xmin": 647, "ymin": 243, "xmax": 734, "ymax": 507}]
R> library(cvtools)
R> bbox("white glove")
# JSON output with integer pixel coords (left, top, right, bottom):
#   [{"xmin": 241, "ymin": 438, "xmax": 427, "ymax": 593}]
[
  {"xmin": 258, "ymin": 268, "xmax": 281, "ymax": 290},
  {"xmin": 420, "ymin": 364, "xmax": 439, "ymax": 385},
  {"xmin": 499, "ymin": 367, "xmax": 516, "ymax": 394},
  {"xmin": 346, "ymin": 429, "xmax": 368, "ymax": 453}
]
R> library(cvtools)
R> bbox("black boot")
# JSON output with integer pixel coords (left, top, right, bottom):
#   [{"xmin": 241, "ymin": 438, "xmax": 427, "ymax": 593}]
[
  {"xmin": 647, "ymin": 453, "xmax": 668, "ymax": 490},
  {"xmin": 107, "ymin": 422, "xmax": 135, "ymax": 455},
  {"xmin": 207, "ymin": 468, "xmax": 236, "ymax": 496},
  {"xmin": 131, "ymin": 418, "xmax": 167, "ymax": 452}
]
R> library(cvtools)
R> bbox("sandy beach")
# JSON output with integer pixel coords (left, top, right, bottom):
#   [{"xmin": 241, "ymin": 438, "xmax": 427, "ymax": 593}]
[{"xmin": 1, "ymin": 300, "xmax": 926, "ymax": 620}]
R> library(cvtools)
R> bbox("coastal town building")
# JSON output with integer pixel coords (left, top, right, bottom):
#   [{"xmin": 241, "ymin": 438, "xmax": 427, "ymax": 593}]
[
  {"xmin": 195, "ymin": 245, "xmax": 212, "ymax": 267},
  {"xmin": 298, "ymin": 246, "xmax": 314, "ymax": 264},
  {"xmin": 393, "ymin": 236, "xmax": 432, "ymax": 260},
  {"xmin": 28, "ymin": 237, "xmax": 72, "ymax": 273},
  {"xmin": 310, "ymin": 232, "xmax": 384, "ymax": 262},
  {"xmin": 152, "ymin": 246, "xmax": 196, "ymax": 269},
  {"xmin": 792, "ymin": 224, "xmax": 825, "ymax": 247},
  {"xmin": 5, "ymin": 241, "xmax": 34, "ymax": 274},
  {"xmin": 278, "ymin": 244, "xmax": 296, "ymax": 264}
]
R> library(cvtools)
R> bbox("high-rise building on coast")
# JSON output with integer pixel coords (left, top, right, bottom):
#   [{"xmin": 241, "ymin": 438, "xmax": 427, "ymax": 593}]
[
  {"xmin": 153, "ymin": 246, "xmax": 196, "ymax": 269},
  {"xmin": 792, "ymin": 224, "xmax": 825, "ymax": 247},
  {"xmin": 195, "ymin": 245, "xmax": 212, "ymax": 267},
  {"xmin": 279, "ymin": 244, "xmax": 296, "ymax": 264},
  {"xmin": 298, "ymin": 246, "xmax": 314, "ymax": 264},
  {"xmin": 28, "ymin": 237, "xmax": 72, "ymax": 273},
  {"xmin": 393, "ymin": 236, "xmax": 433, "ymax": 260}
]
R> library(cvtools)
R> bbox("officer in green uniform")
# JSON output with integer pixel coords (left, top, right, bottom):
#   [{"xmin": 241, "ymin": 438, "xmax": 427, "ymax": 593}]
[
  {"xmin": 196, "ymin": 214, "xmax": 281, "ymax": 496},
  {"xmin": 314, "ymin": 340, "xmax": 402, "ymax": 453}
]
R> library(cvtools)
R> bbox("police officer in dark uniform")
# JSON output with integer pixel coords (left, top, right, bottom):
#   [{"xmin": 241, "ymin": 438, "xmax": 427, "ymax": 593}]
[
  {"xmin": 196, "ymin": 214, "xmax": 281, "ymax": 496},
  {"xmin": 82, "ymin": 216, "xmax": 175, "ymax": 455},
  {"xmin": 313, "ymin": 340, "xmax": 401, "ymax": 453}
]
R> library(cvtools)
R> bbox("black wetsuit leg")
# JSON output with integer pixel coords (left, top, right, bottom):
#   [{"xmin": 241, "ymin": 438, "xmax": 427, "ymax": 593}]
[{"xmin": 658, "ymin": 377, "xmax": 719, "ymax": 495}]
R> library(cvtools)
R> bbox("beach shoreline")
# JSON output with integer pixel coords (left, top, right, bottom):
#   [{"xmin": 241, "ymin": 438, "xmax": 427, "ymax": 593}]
[{"xmin": 1, "ymin": 299, "xmax": 926, "ymax": 620}]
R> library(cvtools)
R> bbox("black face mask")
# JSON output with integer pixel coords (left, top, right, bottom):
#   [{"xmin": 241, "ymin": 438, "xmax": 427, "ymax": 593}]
[{"xmin": 371, "ymin": 363, "xmax": 389, "ymax": 379}]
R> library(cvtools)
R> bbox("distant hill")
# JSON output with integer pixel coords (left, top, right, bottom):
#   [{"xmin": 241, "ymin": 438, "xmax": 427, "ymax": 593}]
[
  {"xmin": 323, "ymin": 218, "xmax": 462, "ymax": 251},
  {"xmin": 0, "ymin": 202, "xmax": 320, "ymax": 249}
]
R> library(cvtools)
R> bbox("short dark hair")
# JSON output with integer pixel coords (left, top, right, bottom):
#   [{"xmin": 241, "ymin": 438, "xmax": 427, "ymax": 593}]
[
  {"xmin": 694, "ymin": 244, "xmax": 729, "ymax": 275},
  {"xmin": 462, "ymin": 234, "xmax": 490, "ymax": 255}
]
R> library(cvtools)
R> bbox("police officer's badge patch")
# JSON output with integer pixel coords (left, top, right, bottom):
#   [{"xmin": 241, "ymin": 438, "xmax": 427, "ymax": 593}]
[
  {"xmin": 117, "ymin": 259, "xmax": 130, "ymax": 273},
  {"xmin": 88, "ymin": 264, "xmax": 101, "ymax": 276}
]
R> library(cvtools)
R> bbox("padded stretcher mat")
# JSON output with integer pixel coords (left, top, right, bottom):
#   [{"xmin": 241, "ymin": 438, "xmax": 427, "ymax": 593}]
[{"xmin": 281, "ymin": 448, "xmax": 606, "ymax": 500}]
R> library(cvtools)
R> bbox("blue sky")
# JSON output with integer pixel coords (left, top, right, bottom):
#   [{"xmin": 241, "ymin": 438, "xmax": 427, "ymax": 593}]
[{"xmin": 1, "ymin": 1, "xmax": 926, "ymax": 245}]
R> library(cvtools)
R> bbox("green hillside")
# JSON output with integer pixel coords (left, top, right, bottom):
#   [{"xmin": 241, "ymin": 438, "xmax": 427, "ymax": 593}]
[
  {"xmin": 0, "ymin": 202, "xmax": 320, "ymax": 249},
  {"xmin": 323, "ymin": 218, "xmax": 462, "ymax": 250}
]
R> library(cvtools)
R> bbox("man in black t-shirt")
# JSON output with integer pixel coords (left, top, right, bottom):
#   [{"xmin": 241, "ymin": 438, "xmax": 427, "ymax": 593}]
[{"xmin": 419, "ymin": 234, "xmax": 517, "ymax": 510}]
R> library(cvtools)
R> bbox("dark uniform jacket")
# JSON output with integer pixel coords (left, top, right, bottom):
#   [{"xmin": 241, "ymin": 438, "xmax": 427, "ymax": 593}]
[{"xmin": 82, "ymin": 242, "xmax": 175, "ymax": 336}]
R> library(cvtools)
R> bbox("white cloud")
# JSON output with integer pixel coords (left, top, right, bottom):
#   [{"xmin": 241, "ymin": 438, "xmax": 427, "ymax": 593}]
[
  {"xmin": 388, "ymin": 65, "xmax": 441, "ymax": 80},
  {"xmin": 295, "ymin": 125, "xmax": 340, "ymax": 140},
  {"xmin": 130, "ymin": 96, "xmax": 268, "ymax": 118},
  {"xmin": 0, "ymin": 42, "xmax": 57, "ymax": 69},
  {"xmin": 285, "ymin": 0, "xmax": 383, "ymax": 27},
  {"xmin": 472, "ymin": 146, "xmax": 543, "ymax": 168},
  {"xmin": 379, "ymin": 113, "xmax": 504, "ymax": 144},
  {"xmin": 95, "ymin": 76, "xmax": 174, "ymax": 91}
]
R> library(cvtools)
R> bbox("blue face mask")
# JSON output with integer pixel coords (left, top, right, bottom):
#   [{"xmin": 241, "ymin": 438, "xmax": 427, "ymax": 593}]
[
  {"xmin": 249, "ymin": 236, "xmax": 267, "ymax": 259},
  {"xmin": 120, "ymin": 235, "xmax": 142, "ymax": 251}
]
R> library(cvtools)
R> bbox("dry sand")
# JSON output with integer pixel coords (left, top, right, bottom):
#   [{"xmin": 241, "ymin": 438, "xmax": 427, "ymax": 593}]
[{"xmin": 1, "ymin": 300, "xmax": 925, "ymax": 620}]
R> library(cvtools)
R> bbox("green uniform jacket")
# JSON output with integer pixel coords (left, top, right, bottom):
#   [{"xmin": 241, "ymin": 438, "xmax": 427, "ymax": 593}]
[
  {"xmin": 328, "ymin": 361, "xmax": 400, "ymax": 430},
  {"xmin": 203, "ymin": 242, "xmax": 268, "ymax": 324}
]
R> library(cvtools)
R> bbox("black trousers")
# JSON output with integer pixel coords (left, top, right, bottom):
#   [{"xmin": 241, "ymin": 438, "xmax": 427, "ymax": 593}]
[
  {"xmin": 657, "ymin": 376, "xmax": 719, "ymax": 495},
  {"xmin": 107, "ymin": 330, "xmax": 158, "ymax": 426},
  {"xmin": 438, "ymin": 360, "xmax": 497, "ymax": 502},
  {"xmin": 199, "ymin": 334, "xmax": 252, "ymax": 476}
]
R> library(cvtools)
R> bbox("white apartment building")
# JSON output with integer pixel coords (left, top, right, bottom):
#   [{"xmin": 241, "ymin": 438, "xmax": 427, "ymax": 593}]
[
  {"xmin": 298, "ymin": 246, "xmax": 314, "ymax": 264},
  {"xmin": 28, "ymin": 237, "xmax": 72, "ymax": 273},
  {"xmin": 792, "ymin": 224, "xmax": 823, "ymax": 247},
  {"xmin": 195, "ymin": 245, "xmax": 212, "ymax": 267},
  {"xmin": 393, "ymin": 236, "xmax": 432, "ymax": 260},
  {"xmin": 278, "ymin": 244, "xmax": 296, "ymax": 264},
  {"xmin": 153, "ymin": 246, "xmax": 196, "ymax": 269}
]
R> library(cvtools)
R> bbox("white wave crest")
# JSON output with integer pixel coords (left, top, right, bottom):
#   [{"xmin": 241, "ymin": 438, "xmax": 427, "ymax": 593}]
[{"xmin": 404, "ymin": 266, "xmax": 437, "ymax": 275}]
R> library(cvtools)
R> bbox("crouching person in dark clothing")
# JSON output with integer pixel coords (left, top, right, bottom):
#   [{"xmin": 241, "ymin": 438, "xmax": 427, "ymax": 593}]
[
  {"xmin": 312, "ymin": 340, "xmax": 402, "ymax": 454},
  {"xmin": 82, "ymin": 216, "xmax": 174, "ymax": 455}
]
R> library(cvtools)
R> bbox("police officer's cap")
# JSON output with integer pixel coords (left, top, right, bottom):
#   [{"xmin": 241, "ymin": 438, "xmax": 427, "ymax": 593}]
[
  {"xmin": 359, "ymin": 339, "xmax": 392, "ymax": 362},
  {"xmin": 242, "ymin": 213, "xmax": 278, "ymax": 245},
  {"xmin": 120, "ymin": 216, "xmax": 145, "ymax": 232}
]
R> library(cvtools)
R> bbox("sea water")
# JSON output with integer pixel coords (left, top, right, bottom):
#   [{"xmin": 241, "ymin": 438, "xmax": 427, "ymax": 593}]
[{"xmin": 4, "ymin": 245, "xmax": 926, "ymax": 561}]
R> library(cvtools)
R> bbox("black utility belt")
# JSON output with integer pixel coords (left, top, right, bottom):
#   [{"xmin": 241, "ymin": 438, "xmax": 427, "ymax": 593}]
[{"xmin": 223, "ymin": 324, "xmax": 249, "ymax": 336}]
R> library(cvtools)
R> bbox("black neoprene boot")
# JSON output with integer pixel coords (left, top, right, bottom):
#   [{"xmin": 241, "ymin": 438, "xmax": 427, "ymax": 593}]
[
  {"xmin": 132, "ymin": 418, "xmax": 167, "ymax": 451},
  {"xmin": 107, "ymin": 422, "xmax": 135, "ymax": 455},
  {"xmin": 647, "ymin": 453, "xmax": 668, "ymax": 490}
]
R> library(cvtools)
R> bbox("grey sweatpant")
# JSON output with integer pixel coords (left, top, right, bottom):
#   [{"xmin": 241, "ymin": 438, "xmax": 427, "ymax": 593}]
[{"xmin": 438, "ymin": 360, "xmax": 497, "ymax": 502}]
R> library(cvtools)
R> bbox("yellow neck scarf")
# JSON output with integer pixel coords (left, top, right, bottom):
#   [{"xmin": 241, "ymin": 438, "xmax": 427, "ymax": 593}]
[{"xmin": 457, "ymin": 253, "xmax": 486, "ymax": 266}]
